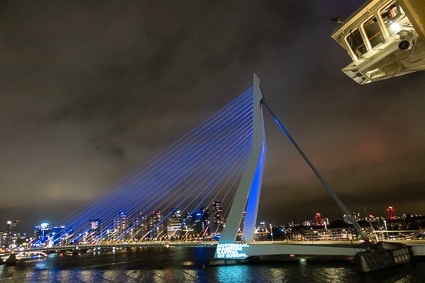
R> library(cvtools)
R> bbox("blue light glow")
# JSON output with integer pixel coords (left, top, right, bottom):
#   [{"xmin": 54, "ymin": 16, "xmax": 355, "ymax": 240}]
[
  {"xmin": 50, "ymin": 87, "xmax": 255, "ymax": 244},
  {"xmin": 215, "ymin": 243, "xmax": 250, "ymax": 259}
]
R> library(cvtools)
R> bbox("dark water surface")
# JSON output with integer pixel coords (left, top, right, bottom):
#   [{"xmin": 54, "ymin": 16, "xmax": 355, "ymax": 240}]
[{"xmin": 1, "ymin": 247, "xmax": 424, "ymax": 282}]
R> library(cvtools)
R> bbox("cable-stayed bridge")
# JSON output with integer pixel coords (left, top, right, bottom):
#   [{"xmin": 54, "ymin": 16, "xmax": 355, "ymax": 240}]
[
  {"xmin": 27, "ymin": 74, "xmax": 424, "ymax": 267},
  {"xmin": 52, "ymin": 76, "xmax": 258, "ymax": 246}
]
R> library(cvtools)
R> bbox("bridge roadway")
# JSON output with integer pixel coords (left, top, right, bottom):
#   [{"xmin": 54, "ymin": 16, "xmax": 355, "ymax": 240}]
[{"xmin": 14, "ymin": 240, "xmax": 425, "ymax": 258}]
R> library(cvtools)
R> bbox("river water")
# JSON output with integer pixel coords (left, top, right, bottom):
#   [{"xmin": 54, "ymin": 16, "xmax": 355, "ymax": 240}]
[{"xmin": 1, "ymin": 246, "xmax": 424, "ymax": 282}]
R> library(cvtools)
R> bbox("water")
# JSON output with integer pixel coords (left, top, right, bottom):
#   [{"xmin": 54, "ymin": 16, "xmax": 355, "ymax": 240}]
[{"xmin": 1, "ymin": 247, "xmax": 424, "ymax": 282}]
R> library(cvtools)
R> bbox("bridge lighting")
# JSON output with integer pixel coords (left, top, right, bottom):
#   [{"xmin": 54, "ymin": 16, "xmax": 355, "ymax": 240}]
[
  {"xmin": 270, "ymin": 224, "xmax": 274, "ymax": 241},
  {"xmin": 53, "ymin": 84, "xmax": 255, "ymax": 245},
  {"xmin": 215, "ymin": 243, "xmax": 249, "ymax": 259}
]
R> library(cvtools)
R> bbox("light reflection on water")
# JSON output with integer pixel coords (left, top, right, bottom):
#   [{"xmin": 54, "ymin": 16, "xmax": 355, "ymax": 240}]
[
  {"xmin": 216, "ymin": 265, "xmax": 252, "ymax": 282},
  {"xmin": 1, "ymin": 247, "xmax": 424, "ymax": 282},
  {"xmin": 268, "ymin": 267, "xmax": 286, "ymax": 280}
]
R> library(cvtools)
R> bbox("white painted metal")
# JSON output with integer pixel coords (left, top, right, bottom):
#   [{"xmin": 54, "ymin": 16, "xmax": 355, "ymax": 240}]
[
  {"xmin": 331, "ymin": 0, "xmax": 425, "ymax": 84},
  {"xmin": 217, "ymin": 74, "xmax": 266, "ymax": 244}
]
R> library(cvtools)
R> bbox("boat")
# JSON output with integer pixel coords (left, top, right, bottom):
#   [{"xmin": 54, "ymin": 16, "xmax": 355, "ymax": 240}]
[
  {"xmin": 15, "ymin": 251, "xmax": 48, "ymax": 261},
  {"xmin": 0, "ymin": 253, "xmax": 17, "ymax": 265}
]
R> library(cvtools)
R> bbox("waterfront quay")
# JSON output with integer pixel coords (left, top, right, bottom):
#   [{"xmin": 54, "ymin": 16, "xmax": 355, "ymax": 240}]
[{"xmin": 4, "ymin": 239, "xmax": 424, "ymax": 261}]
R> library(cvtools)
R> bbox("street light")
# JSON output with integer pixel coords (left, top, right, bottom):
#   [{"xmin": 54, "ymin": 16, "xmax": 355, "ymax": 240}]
[
  {"xmin": 383, "ymin": 219, "xmax": 388, "ymax": 240},
  {"xmin": 270, "ymin": 224, "xmax": 274, "ymax": 241}
]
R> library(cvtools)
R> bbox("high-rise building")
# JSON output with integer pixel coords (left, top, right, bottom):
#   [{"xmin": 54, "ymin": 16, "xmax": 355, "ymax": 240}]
[
  {"xmin": 114, "ymin": 212, "xmax": 128, "ymax": 236},
  {"xmin": 33, "ymin": 223, "xmax": 64, "ymax": 247},
  {"xmin": 88, "ymin": 219, "xmax": 102, "ymax": 243},
  {"xmin": 191, "ymin": 207, "xmax": 210, "ymax": 236},
  {"xmin": 212, "ymin": 200, "xmax": 224, "ymax": 234},
  {"xmin": 148, "ymin": 211, "xmax": 163, "ymax": 239},
  {"xmin": 6, "ymin": 220, "xmax": 19, "ymax": 236},
  {"xmin": 131, "ymin": 212, "xmax": 146, "ymax": 240},
  {"xmin": 352, "ymin": 210, "xmax": 360, "ymax": 220},
  {"xmin": 2, "ymin": 220, "xmax": 20, "ymax": 248},
  {"xmin": 167, "ymin": 208, "xmax": 183, "ymax": 237}
]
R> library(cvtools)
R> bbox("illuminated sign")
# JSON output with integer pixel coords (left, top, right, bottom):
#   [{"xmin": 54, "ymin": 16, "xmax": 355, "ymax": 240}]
[{"xmin": 215, "ymin": 243, "xmax": 249, "ymax": 259}]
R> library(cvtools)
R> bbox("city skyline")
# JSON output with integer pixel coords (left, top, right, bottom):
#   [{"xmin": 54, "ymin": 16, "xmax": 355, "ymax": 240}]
[
  {"xmin": 1, "ymin": 1, "xmax": 425, "ymax": 234},
  {"xmin": 2, "ymin": 202, "xmax": 419, "ymax": 237}
]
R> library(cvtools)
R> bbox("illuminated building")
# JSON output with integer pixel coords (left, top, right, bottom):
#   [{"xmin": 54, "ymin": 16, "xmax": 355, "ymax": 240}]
[
  {"xmin": 113, "ymin": 212, "xmax": 128, "ymax": 240},
  {"xmin": 147, "ymin": 211, "xmax": 163, "ymax": 239},
  {"xmin": 33, "ymin": 223, "xmax": 64, "ymax": 247},
  {"xmin": 87, "ymin": 219, "xmax": 101, "ymax": 243},
  {"xmin": 1, "ymin": 220, "xmax": 20, "ymax": 249},
  {"xmin": 182, "ymin": 207, "xmax": 210, "ymax": 237},
  {"xmin": 315, "ymin": 213, "xmax": 323, "ymax": 226},
  {"xmin": 167, "ymin": 209, "xmax": 182, "ymax": 237},
  {"xmin": 193, "ymin": 207, "xmax": 210, "ymax": 236},
  {"xmin": 352, "ymin": 210, "xmax": 360, "ymax": 220},
  {"xmin": 131, "ymin": 212, "xmax": 146, "ymax": 240},
  {"xmin": 212, "ymin": 200, "xmax": 224, "ymax": 234},
  {"xmin": 387, "ymin": 206, "xmax": 395, "ymax": 220},
  {"xmin": 1, "ymin": 220, "xmax": 29, "ymax": 250},
  {"xmin": 6, "ymin": 220, "xmax": 19, "ymax": 236}
]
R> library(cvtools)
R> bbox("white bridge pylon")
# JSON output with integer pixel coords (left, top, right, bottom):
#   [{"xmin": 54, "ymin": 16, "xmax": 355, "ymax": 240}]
[
  {"xmin": 214, "ymin": 74, "xmax": 367, "ymax": 261},
  {"xmin": 214, "ymin": 73, "xmax": 267, "ymax": 261},
  {"xmin": 217, "ymin": 73, "xmax": 266, "ymax": 245}
]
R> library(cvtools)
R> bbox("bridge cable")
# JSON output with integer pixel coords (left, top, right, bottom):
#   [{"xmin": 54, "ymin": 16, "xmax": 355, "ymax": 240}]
[{"xmin": 261, "ymin": 99, "xmax": 366, "ymax": 241}]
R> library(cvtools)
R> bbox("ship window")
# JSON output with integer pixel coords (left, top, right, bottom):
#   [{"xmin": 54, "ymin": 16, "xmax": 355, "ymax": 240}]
[
  {"xmin": 363, "ymin": 16, "xmax": 384, "ymax": 48},
  {"xmin": 346, "ymin": 29, "xmax": 367, "ymax": 58},
  {"xmin": 380, "ymin": 2, "xmax": 407, "ymax": 35}
]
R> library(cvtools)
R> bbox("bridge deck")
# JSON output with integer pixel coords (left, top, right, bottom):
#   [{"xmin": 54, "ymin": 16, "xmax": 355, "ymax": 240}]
[
  {"xmin": 4, "ymin": 240, "xmax": 425, "ymax": 260},
  {"xmin": 215, "ymin": 240, "xmax": 425, "ymax": 262}
]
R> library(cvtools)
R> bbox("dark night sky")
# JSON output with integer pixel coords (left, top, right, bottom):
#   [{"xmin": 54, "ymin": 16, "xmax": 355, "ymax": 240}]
[{"xmin": 1, "ymin": 1, "xmax": 425, "ymax": 234}]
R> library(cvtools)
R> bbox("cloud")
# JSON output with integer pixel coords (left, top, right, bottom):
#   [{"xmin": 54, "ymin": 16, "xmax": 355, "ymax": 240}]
[{"xmin": 1, "ymin": 0, "xmax": 424, "ymax": 233}]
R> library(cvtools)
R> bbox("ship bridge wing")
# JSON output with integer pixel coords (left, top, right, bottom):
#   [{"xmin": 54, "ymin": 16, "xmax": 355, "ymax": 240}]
[{"xmin": 331, "ymin": 0, "xmax": 425, "ymax": 84}]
